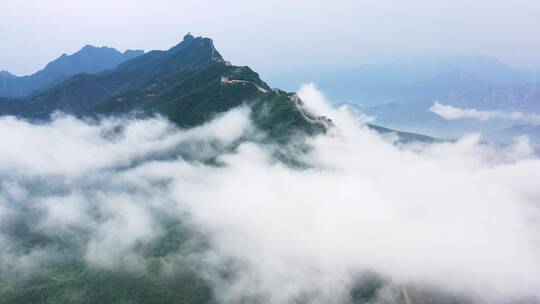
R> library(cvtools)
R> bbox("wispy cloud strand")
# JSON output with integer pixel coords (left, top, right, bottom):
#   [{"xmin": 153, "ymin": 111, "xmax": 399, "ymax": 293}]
[{"xmin": 430, "ymin": 101, "xmax": 540, "ymax": 124}]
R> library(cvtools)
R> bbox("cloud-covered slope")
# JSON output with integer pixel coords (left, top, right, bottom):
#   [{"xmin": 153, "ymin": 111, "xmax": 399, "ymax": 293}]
[{"xmin": 0, "ymin": 86, "xmax": 539, "ymax": 303}]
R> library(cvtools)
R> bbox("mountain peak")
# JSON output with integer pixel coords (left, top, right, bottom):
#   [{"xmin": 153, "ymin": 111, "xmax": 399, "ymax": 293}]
[
  {"xmin": 81, "ymin": 44, "xmax": 97, "ymax": 50},
  {"xmin": 168, "ymin": 33, "xmax": 224, "ymax": 63},
  {"xmin": 183, "ymin": 32, "xmax": 195, "ymax": 42},
  {"xmin": 77, "ymin": 44, "xmax": 117, "ymax": 55}
]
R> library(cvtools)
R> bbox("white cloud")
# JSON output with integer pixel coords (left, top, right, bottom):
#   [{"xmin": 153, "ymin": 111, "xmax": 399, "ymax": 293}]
[
  {"xmin": 430, "ymin": 101, "xmax": 540, "ymax": 124},
  {"xmin": 0, "ymin": 108, "xmax": 253, "ymax": 271},
  {"xmin": 0, "ymin": 109, "xmax": 252, "ymax": 177},
  {"xmin": 0, "ymin": 93, "xmax": 539, "ymax": 303},
  {"xmin": 85, "ymin": 195, "xmax": 159, "ymax": 268},
  {"xmin": 173, "ymin": 87, "xmax": 540, "ymax": 303}
]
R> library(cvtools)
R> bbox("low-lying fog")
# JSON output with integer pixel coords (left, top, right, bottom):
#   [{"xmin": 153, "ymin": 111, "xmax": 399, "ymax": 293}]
[{"xmin": 0, "ymin": 85, "xmax": 539, "ymax": 303}]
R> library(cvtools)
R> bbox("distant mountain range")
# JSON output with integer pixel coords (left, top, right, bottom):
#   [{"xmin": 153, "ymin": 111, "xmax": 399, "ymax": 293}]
[
  {"xmin": 0, "ymin": 45, "xmax": 144, "ymax": 97},
  {"xmin": 267, "ymin": 56, "xmax": 539, "ymax": 109},
  {"xmin": 352, "ymin": 70, "xmax": 540, "ymax": 112},
  {"xmin": 268, "ymin": 57, "xmax": 540, "ymax": 147}
]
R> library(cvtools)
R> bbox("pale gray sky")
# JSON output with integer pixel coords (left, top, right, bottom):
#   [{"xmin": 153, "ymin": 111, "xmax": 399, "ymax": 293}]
[{"xmin": 1, "ymin": 0, "xmax": 540, "ymax": 76}]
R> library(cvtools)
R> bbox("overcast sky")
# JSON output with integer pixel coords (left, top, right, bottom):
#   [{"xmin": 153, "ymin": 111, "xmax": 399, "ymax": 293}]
[{"xmin": 1, "ymin": 0, "xmax": 540, "ymax": 76}]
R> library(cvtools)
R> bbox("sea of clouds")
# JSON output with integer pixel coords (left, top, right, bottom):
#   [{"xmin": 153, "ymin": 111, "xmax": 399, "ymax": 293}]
[{"xmin": 0, "ymin": 85, "xmax": 539, "ymax": 303}]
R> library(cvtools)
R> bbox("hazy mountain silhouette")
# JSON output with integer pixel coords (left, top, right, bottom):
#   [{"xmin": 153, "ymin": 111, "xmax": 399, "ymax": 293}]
[{"xmin": 0, "ymin": 45, "xmax": 144, "ymax": 97}]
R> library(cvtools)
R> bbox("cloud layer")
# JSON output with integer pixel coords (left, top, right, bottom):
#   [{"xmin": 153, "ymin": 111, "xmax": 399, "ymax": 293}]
[{"xmin": 0, "ymin": 89, "xmax": 539, "ymax": 303}]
